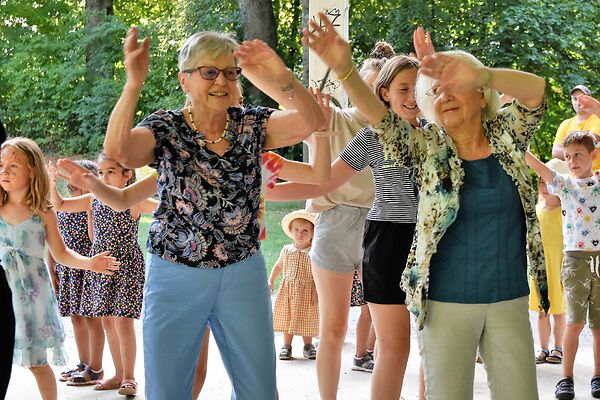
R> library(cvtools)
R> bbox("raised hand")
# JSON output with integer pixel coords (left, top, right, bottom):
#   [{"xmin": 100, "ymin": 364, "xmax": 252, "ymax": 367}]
[
  {"xmin": 123, "ymin": 26, "xmax": 151, "ymax": 89},
  {"xmin": 578, "ymin": 94, "xmax": 600, "ymax": 116},
  {"xmin": 56, "ymin": 159, "xmax": 99, "ymax": 192},
  {"xmin": 413, "ymin": 27, "xmax": 435, "ymax": 61},
  {"xmin": 302, "ymin": 12, "xmax": 353, "ymax": 76},
  {"xmin": 419, "ymin": 53, "xmax": 487, "ymax": 94},
  {"xmin": 47, "ymin": 161, "xmax": 57, "ymax": 186},
  {"xmin": 89, "ymin": 251, "xmax": 121, "ymax": 275},
  {"xmin": 311, "ymin": 87, "xmax": 332, "ymax": 133},
  {"xmin": 234, "ymin": 39, "xmax": 289, "ymax": 84}
]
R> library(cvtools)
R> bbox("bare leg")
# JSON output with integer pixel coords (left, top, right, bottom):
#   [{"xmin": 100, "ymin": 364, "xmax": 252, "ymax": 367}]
[
  {"xmin": 99, "ymin": 316, "xmax": 123, "ymax": 387},
  {"xmin": 593, "ymin": 328, "xmax": 600, "ymax": 376},
  {"xmin": 283, "ymin": 332, "xmax": 294, "ymax": 347},
  {"xmin": 537, "ymin": 313, "xmax": 551, "ymax": 351},
  {"xmin": 114, "ymin": 317, "xmax": 136, "ymax": 382},
  {"xmin": 312, "ymin": 264, "xmax": 354, "ymax": 400},
  {"xmin": 192, "ymin": 327, "xmax": 210, "ymax": 400},
  {"xmin": 71, "ymin": 315, "xmax": 90, "ymax": 365},
  {"xmin": 86, "ymin": 316, "xmax": 105, "ymax": 371},
  {"xmin": 355, "ymin": 305, "xmax": 372, "ymax": 358},
  {"xmin": 552, "ymin": 313, "xmax": 566, "ymax": 350},
  {"xmin": 419, "ymin": 363, "xmax": 426, "ymax": 400},
  {"xmin": 367, "ymin": 322, "xmax": 376, "ymax": 359},
  {"xmin": 303, "ymin": 336, "xmax": 313, "ymax": 346},
  {"xmin": 30, "ymin": 365, "xmax": 57, "ymax": 400},
  {"xmin": 369, "ymin": 303, "xmax": 411, "ymax": 400},
  {"xmin": 562, "ymin": 323, "xmax": 584, "ymax": 377}
]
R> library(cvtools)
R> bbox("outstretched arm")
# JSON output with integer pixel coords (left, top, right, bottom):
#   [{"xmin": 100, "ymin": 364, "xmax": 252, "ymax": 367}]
[
  {"xmin": 525, "ymin": 150, "xmax": 554, "ymax": 183},
  {"xmin": 48, "ymin": 161, "xmax": 93, "ymax": 212},
  {"xmin": 56, "ymin": 159, "xmax": 157, "ymax": 211},
  {"xmin": 302, "ymin": 12, "xmax": 388, "ymax": 126},
  {"xmin": 268, "ymin": 158, "xmax": 358, "ymax": 201},
  {"xmin": 40, "ymin": 209, "xmax": 120, "ymax": 275},
  {"xmin": 579, "ymin": 94, "xmax": 600, "ymax": 117},
  {"xmin": 418, "ymin": 47, "xmax": 545, "ymax": 109}
]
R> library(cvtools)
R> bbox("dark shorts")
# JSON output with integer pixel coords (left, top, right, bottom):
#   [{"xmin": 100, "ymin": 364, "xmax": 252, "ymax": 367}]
[{"xmin": 362, "ymin": 220, "xmax": 415, "ymax": 305}]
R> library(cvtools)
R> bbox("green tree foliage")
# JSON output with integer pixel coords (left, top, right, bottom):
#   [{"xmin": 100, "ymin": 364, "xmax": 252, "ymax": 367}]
[{"xmin": 1, "ymin": 0, "xmax": 597, "ymax": 162}]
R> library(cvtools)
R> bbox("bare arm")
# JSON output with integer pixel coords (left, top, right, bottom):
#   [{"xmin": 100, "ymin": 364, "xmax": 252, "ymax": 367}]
[
  {"xmin": 40, "ymin": 209, "xmax": 120, "ymax": 274},
  {"xmin": 302, "ymin": 13, "xmax": 388, "ymax": 126},
  {"xmin": 56, "ymin": 159, "xmax": 157, "ymax": 211},
  {"xmin": 46, "ymin": 250, "xmax": 59, "ymax": 294},
  {"xmin": 268, "ymin": 158, "xmax": 358, "ymax": 201},
  {"xmin": 419, "ymin": 54, "xmax": 545, "ymax": 109},
  {"xmin": 579, "ymin": 94, "xmax": 600, "ymax": 117},
  {"xmin": 234, "ymin": 40, "xmax": 326, "ymax": 148},
  {"xmin": 130, "ymin": 197, "xmax": 160, "ymax": 218},
  {"xmin": 104, "ymin": 27, "xmax": 156, "ymax": 168},
  {"xmin": 525, "ymin": 150, "xmax": 554, "ymax": 183},
  {"xmin": 268, "ymin": 249, "xmax": 285, "ymax": 293}
]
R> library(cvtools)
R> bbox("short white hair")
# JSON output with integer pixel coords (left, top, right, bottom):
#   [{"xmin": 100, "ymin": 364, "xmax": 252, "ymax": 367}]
[
  {"xmin": 178, "ymin": 32, "xmax": 239, "ymax": 72},
  {"xmin": 415, "ymin": 50, "xmax": 500, "ymax": 126}
]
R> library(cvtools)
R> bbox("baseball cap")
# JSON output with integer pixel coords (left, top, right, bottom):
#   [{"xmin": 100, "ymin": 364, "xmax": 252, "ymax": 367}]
[{"xmin": 570, "ymin": 85, "xmax": 591, "ymax": 96}]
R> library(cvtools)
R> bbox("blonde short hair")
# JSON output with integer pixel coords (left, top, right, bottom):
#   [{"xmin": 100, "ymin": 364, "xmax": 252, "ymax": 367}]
[
  {"xmin": 178, "ymin": 31, "xmax": 239, "ymax": 72},
  {"xmin": 0, "ymin": 137, "xmax": 51, "ymax": 213},
  {"xmin": 415, "ymin": 50, "xmax": 500, "ymax": 126}
]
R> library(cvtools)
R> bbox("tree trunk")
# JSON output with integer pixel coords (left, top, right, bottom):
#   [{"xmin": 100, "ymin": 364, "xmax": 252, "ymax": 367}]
[
  {"xmin": 85, "ymin": 0, "xmax": 113, "ymax": 83},
  {"xmin": 237, "ymin": 0, "xmax": 278, "ymax": 108}
]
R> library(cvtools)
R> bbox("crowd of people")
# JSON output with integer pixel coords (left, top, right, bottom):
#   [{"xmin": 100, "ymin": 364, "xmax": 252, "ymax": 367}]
[{"xmin": 1, "ymin": 11, "xmax": 600, "ymax": 400}]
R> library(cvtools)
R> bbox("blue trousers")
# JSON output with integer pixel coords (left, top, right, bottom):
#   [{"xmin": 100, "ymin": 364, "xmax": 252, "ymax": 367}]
[{"xmin": 143, "ymin": 252, "xmax": 277, "ymax": 400}]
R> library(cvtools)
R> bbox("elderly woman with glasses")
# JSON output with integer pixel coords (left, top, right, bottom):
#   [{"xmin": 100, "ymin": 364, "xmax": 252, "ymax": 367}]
[
  {"xmin": 304, "ymin": 14, "xmax": 550, "ymax": 400},
  {"xmin": 103, "ymin": 27, "xmax": 325, "ymax": 400}
]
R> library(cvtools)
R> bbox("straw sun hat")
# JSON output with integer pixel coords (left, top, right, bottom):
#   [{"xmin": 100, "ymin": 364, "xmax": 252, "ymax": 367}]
[{"xmin": 281, "ymin": 209, "xmax": 316, "ymax": 239}]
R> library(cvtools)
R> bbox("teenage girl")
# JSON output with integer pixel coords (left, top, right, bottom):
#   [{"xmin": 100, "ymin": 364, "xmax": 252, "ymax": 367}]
[{"xmin": 0, "ymin": 137, "xmax": 119, "ymax": 400}]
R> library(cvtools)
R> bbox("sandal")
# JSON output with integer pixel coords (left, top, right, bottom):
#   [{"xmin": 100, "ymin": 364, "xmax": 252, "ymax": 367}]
[
  {"xmin": 118, "ymin": 379, "xmax": 138, "ymax": 396},
  {"xmin": 303, "ymin": 343, "xmax": 317, "ymax": 360},
  {"xmin": 546, "ymin": 347, "xmax": 563, "ymax": 364},
  {"xmin": 535, "ymin": 348, "xmax": 549, "ymax": 364},
  {"xmin": 279, "ymin": 345, "xmax": 292, "ymax": 360},
  {"xmin": 94, "ymin": 377, "xmax": 122, "ymax": 391},
  {"xmin": 67, "ymin": 366, "xmax": 104, "ymax": 386},
  {"xmin": 592, "ymin": 376, "xmax": 600, "ymax": 398},
  {"xmin": 352, "ymin": 354, "xmax": 374, "ymax": 372},
  {"xmin": 59, "ymin": 362, "xmax": 86, "ymax": 382}
]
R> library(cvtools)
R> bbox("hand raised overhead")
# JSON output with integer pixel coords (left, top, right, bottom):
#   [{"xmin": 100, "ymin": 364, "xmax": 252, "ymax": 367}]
[
  {"xmin": 302, "ymin": 12, "xmax": 353, "ymax": 76},
  {"xmin": 123, "ymin": 26, "xmax": 151, "ymax": 89}
]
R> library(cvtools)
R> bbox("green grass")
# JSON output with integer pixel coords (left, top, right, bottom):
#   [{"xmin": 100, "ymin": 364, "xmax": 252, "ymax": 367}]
[{"xmin": 137, "ymin": 201, "xmax": 304, "ymax": 286}]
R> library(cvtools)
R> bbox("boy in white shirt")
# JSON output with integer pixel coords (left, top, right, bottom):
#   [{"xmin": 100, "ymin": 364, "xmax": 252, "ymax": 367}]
[{"xmin": 527, "ymin": 130, "xmax": 600, "ymax": 400}]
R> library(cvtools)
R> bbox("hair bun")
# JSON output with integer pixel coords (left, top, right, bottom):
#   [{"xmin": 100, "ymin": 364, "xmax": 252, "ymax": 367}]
[{"xmin": 369, "ymin": 41, "xmax": 395, "ymax": 60}]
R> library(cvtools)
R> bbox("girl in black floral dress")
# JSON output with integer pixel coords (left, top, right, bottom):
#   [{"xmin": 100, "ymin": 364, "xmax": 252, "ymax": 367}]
[{"xmin": 49, "ymin": 156, "xmax": 158, "ymax": 395}]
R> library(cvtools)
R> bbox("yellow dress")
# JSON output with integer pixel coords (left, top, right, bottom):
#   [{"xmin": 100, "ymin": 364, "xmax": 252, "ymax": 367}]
[
  {"xmin": 529, "ymin": 205, "xmax": 566, "ymax": 314},
  {"xmin": 272, "ymin": 244, "xmax": 319, "ymax": 337}
]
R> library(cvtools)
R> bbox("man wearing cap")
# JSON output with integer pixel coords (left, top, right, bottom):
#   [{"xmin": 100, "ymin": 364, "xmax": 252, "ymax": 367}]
[{"xmin": 552, "ymin": 85, "xmax": 600, "ymax": 170}]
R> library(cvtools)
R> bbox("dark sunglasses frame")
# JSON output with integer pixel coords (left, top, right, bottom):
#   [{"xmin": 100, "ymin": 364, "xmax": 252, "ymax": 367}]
[{"xmin": 182, "ymin": 66, "xmax": 242, "ymax": 81}]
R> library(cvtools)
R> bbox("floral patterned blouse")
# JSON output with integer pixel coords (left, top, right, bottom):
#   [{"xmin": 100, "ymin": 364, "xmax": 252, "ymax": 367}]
[
  {"xmin": 372, "ymin": 100, "xmax": 550, "ymax": 329},
  {"xmin": 138, "ymin": 105, "xmax": 274, "ymax": 269}
]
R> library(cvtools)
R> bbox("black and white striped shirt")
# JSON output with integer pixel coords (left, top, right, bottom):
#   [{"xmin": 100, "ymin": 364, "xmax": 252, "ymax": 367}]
[{"xmin": 339, "ymin": 127, "xmax": 417, "ymax": 223}]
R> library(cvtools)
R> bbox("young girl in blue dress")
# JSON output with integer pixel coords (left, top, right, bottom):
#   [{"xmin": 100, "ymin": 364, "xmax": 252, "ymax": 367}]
[{"xmin": 0, "ymin": 137, "xmax": 119, "ymax": 400}]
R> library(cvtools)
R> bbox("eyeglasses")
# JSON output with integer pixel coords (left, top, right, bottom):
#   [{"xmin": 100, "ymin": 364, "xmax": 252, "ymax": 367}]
[
  {"xmin": 183, "ymin": 66, "xmax": 242, "ymax": 81},
  {"xmin": 425, "ymin": 85, "xmax": 441, "ymax": 97}
]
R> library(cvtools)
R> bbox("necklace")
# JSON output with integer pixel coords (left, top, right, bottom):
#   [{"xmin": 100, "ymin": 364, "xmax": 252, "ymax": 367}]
[{"xmin": 187, "ymin": 105, "xmax": 229, "ymax": 144}]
